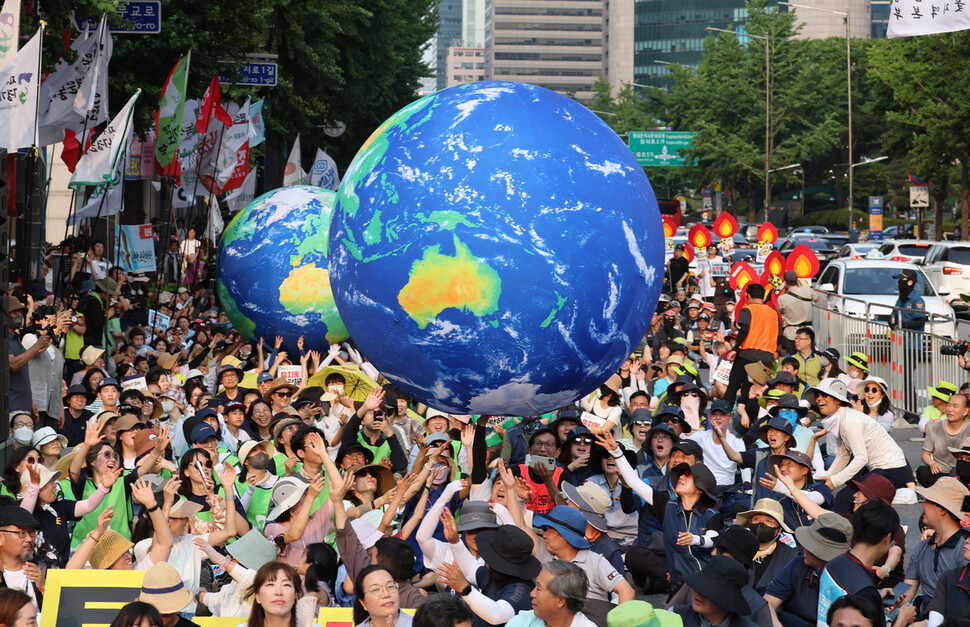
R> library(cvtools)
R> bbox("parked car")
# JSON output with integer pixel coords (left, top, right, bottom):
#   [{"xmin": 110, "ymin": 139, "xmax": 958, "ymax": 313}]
[
  {"xmin": 815, "ymin": 259, "xmax": 955, "ymax": 338},
  {"xmin": 785, "ymin": 225, "xmax": 831, "ymax": 237},
  {"xmin": 876, "ymin": 240, "xmax": 936, "ymax": 264},
  {"xmin": 835, "ymin": 243, "xmax": 880, "ymax": 260},
  {"xmin": 920, "ymin": 242, "xmax": 970, "ymax": 315},
  {"xmin": 881, "ymin": 224, "xmax": 915, "ymax": 239},
  {"xmin": 777, "ymin": 237, "xmax": 838, "ymax": 271}
]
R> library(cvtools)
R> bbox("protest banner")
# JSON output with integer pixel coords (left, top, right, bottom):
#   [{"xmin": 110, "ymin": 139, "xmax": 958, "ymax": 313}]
[
  {"xmin": 114, "ymin": 224, "xmax": 156, "ymax": 272},
  {"xmin": 278, "ymin": 364, "xmax": 302, "ymax": 386}
]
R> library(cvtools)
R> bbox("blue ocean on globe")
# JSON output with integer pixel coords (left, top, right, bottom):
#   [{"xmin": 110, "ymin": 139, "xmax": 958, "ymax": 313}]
[
  {"xmin": 217, "ymin": 186, "xmax": 348, "ymax": 354},
  {"xmin": 329, "ymin": 81, "xmax": 663, "ymax": 416}
]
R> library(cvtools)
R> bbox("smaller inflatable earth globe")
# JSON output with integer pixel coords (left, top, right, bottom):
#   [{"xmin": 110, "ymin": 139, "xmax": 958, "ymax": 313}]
[
  {"xmin": 217, "ymin": 186, "xmax": 348, "ymax": 353},
  {"xmin": 329, "ymin": 81, "xmax": 663, "ymax": 416}
]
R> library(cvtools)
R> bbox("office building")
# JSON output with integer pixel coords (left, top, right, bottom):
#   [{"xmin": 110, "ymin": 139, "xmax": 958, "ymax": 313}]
[
  {"xmin": 446, "ymin": 47, "xmax": 486, "ymax": 87},
  {"xmin": 788, "ymin": 0, "xmax": 871, "ymax": 39}
]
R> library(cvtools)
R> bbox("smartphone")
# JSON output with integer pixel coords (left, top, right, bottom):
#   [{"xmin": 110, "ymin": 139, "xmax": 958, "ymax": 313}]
[{"xmin": 525, "ymin": 455, "xmax": 557, "ymax": 471}]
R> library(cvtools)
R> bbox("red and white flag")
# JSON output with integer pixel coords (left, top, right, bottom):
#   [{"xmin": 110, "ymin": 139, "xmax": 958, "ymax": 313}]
[
  {"xmin": 195, "ymin": 76, "xmax": 231, "ymax": 134},
  {"xmin": 283, "ymin": 134, "xmax": 303, "ymax": 186}
]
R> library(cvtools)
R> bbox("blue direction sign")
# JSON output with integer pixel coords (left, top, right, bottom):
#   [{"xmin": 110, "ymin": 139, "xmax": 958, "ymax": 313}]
[
  {"xmin": 74, "ymin": 1, "xmax": 162, "ymax": 34},
  {"xmin": 219, "ymin": 62, "xmax": 278, "ymax": 87}
]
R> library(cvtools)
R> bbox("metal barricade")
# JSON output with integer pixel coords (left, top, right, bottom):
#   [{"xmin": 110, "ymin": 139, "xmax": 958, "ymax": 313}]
[{"xmin": 812, "ymin": 292, "xmax": 964, "ymax": 417}]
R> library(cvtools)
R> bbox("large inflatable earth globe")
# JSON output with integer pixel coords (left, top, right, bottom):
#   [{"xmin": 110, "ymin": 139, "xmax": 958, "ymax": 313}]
[
  {"xmin": 217, "ymin": 186, "xmax": 348, "ymax": 353},
  {"xmin": 329, "ymin": 81, "xmax": 663, "ymax": 416}
]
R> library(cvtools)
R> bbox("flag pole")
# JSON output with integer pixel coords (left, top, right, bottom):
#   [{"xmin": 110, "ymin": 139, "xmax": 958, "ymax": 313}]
[{"xmin": 23, "ymin": 22, "xmax": 46, "ymax": 281}]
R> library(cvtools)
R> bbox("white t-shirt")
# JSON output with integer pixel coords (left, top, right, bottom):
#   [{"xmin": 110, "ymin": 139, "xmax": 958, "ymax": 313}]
[
  {"xmin": 687, "ymin": 429, "xmax": 744, "ymax": 486},
  {"xmin": 4, "ymin": 568, "xmax": 38, "ymax": 609}
]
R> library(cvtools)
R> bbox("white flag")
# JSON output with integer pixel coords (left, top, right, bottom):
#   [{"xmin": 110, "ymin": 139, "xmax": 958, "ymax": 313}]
[
  {"xmin": 68, "ymin": 182, "xmax": 124, "ymax": 225},
  {"xmin": 74, "ymin": 16, "xmax": 111, "ymax": 126},
  {"xmin": 172, "ymin": 185, "xmax": 195, "ymax": 209},
  {"xmin": 0, "ymin": 27, "xmax": 41, "ymax": 151},
  {"xmin": 283, "ymin": 134, "xmax": 304, "ymax": 186},
  {"xmin": 215, "ymin": 98, "xmax": 249, "ymax": 187},
  {"xmin": 225, "ymin": 167, "xmax": 257, "ymax": 212},
  {"xmin": 207, "ymin": 195, "xmax": 224, "ymax": 241},
  {"xmin": 305, "ymin": 147, "xmax": 341, "ymax": 190},
  {"xmin": 887, "ymin": 2, "xmax": 970, "ymax": 37},
  {"xmin": 70, "ymin": 90, "xmax": 140, "ymax": 189},
  {"xmin": 0, "ymin": 0, "xmax": 20, "ymax": 68},
  {"xmin": 38, "ymin": 18, "xmax": 112, "ymax": 146}
]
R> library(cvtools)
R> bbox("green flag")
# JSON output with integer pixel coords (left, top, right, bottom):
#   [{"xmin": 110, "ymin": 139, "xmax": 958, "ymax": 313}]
[{"xmin": 154, "ymin": 52, "xmax": 191, "ymax": 168}]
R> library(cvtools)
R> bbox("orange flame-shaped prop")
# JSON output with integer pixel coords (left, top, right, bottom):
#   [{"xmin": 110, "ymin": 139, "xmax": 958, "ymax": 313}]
[
  {"xmin": 713, "ymin": 212, "xmax": 738, "ymax": 238},
  {"xmin": 757, "ymin": 222, "xmax": 779, "ymax": 244},
  {"xmin": 764, "ymin": 250, "xmax": 786, "ymax": 277},
  {"xmin": 785, "ymin": 243, "xmax": 821, "ymax": 278},
  {"xmin": 688, "ymin": 224, "xmax": 713, "ymax": 249},
  {"xmin": 728, "ymin": 261, "xmax": 759, "ymax": 291},
  {"xmin": 682, "ymin": 243, "xmax": 695, "ymax": 263},
  {"xmin": 662, "ymin": 217, "xmax": 677, "ymax": 238}
]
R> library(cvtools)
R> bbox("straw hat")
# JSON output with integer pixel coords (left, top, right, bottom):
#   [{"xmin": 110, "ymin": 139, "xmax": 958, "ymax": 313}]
[
  {"xmin": 345, "ymin": 463, "xmax": 394, "ymax": 497},
  {"xmin": 138, "ymin": 562, "xmax": 193, "ymax": 614},
  {"xmin": 238, "ymin": 440, "xmax": 275, "ymax": 463},
  {"xmin": 736, "ymin": 497, "xmax": 792, "ymax": 533},
  {"xmin": 156, "ymin": 352, "xmax": 178, "ymax": 370},
  {"xmin": 54, "ymin": 446, "xmax": 82, "ymax": 476},
  {"xmin": 262, "ymin": 378, "xmax": 298, "ymax": 401},
  {"xmin": 81, "ymin": 346, "xmax": 105, "ymax": 366},
  {"xmin": 89, "ymin": 529, "xmax": 134, "ymax": 569}
]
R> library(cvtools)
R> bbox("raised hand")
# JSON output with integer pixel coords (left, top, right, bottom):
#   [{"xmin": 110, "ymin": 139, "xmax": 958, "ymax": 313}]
[
  {"xmin": 497, "ymin": 458, "xmax": 516, "ymax": 491},
  {"xmin": 308, "ymin": 472, "xmax": 327, "ymax": 498},
  {"xmin": 131, "ymin": 478, "xmax": 157, "ymax": 508},
  {"xmin": 460, "ymin": 423, "xmax": 475, "ymax": 450},
  {"xmin": 101, "ymin": 463, "xmax": 124, "ymax": 489},
  {"xmin": 362, "ymin": 388, "xmax": 385, "ymax": 412},
  {"xmin": 27, "ymin": 462, "xmax": 40, "ymax": 487},
  {"xmin": 439, "ymin": 507, "xmax": 460, "ymax": 544},
  {"xmin": 594, "ymin": 431, "xmax": 618, "ymax": 452},
  {"xmin": 274, "ymin": 336, "xmax": 284, "ymax": 349},
  {"xmin": 435, "ymin": 561, "xmax": 470, "ymax": 594},
  {"xmin": 329, "ymin": 471, "xmax": 355, "ymax": 503},
  {"xmin": 297, "ymin": 336, "xmax": 305, "ymax": 351},
  {"xmin": 95, "ymin": 506, "xmax": 114, "ymax": 535},
  {"xmin": 84, "ymin": 416, "xmax": 107, "ymax": 448},
  {"xmin": 219, "ymin": 464, "xmax": 237, "ymax": 488}
]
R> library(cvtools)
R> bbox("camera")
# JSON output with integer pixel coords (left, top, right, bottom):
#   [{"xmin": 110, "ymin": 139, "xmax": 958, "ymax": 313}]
[{"xmin": 941, "ymin": 341, "xmax": 970, "ymax": 356}]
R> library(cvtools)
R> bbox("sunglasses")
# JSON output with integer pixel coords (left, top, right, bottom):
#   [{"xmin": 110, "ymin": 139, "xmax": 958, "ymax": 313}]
[
  {"xmin": 864, "ymin": 386, "xmax": 881, "ymax": 394},
  {"xmin": 275, "ymin": 391, "xmax": 292, "ymax": 398},
  {"xmin": 194, "ymin": 458, "xmax": 213, "ymax": 469},
  {"xmin": 574, "ymin": 437, "xmax": 593, "ymax": 445},
  {"xmin": 682, "ymin": 391, "xmax": 700, "ymax": 397}
]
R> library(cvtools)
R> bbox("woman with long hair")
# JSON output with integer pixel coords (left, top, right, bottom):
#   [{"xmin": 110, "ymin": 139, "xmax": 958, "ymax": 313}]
[
  {"xmin": 580, "ymin": 377, "xmax": 623, "ymax": 436},
  {"xmin": 241, "ymin": 561, "xmax": 317, "ymax": 627},
  {"xmin": 1, "ymin": 446, "xmax": 38, "ymax": 499},
  {"xmin": 300, "ymin": 543, "xmax": 339, "ymax": 608},
  {"xmin": 108, "ymin": 601, "xmax": 163, "ymax": 627},
  {"xmin": 352, "ymin": 565, "xmax": 412, "ymax": 627},
  {"xmin": 0, "ymin": 588, "xmax": 37, "ymax": 627}
]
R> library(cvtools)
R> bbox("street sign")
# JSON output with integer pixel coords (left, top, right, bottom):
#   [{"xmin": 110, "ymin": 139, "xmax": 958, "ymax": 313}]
[
  {"xmin": 74, "ymin": 1, "xmax": 161, "ymax": 34},
  {"xmin": 219, "ymin": 61, "xmax": 278, "ymax": 87},
  {"xmin": 702, "ymin": 186, "xmax": 712, "ymax": 198},
  {"xmin": 628, "ymin": 131, "xmax": 697, "ymax": 167},
  {"xmin": 869, "ymin": 196, "xmax": 884, "ymax": 241},
  {"xmin": 909, "ymin": 186, "xmax": 929, "ymax": 208}
]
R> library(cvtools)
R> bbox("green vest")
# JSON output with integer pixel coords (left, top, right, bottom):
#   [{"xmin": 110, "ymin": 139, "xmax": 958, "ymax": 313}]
[
  {"xmin": 357, "ymin": 433, "xmax": 391, "ymax": 465},
  {"xmin": 64, "ymin": 476, "xmax": 132, "ymax": 549},
  {"xmin": 235, "ymin": 478, "xmax": 273, "ymax": 531}
]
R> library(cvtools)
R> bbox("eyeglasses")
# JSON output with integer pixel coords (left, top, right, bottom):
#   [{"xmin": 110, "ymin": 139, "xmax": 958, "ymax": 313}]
[
  {"xmin": 366, "ymin": 582, "xmax": 399, "ymax": 596},
  {"xmin": 0, "ymin": 529, "xmax": 36, "ymax": 540},
  {"xmin": 99, "ymin": 450, "xmax": 120, "ymax": 460},
  {"xmin": 531, "ymin": 441, "xmax": 557, "ymax": 451},
  {"xmin": 864, "ymin": 386, "xmax": 881, "ymax": 394},
  {"xmin": 574, "ymin": 437, "xmax": 593, "ymax": 445}
]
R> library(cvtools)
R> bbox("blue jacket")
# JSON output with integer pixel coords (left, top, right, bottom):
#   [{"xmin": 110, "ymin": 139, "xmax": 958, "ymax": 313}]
[
  {"xmin": 894, "ymin": 291, "xmax": 927, "ymax": 331},
  {"xmin": 657, "ymin": 493, "xmax": 722, "ymax": 586}
]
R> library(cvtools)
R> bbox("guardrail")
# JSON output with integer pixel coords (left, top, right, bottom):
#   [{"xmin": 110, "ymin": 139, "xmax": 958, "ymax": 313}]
[{"xmin": 812, "ymin": 291, "xmax": 962, "ymax": 417}]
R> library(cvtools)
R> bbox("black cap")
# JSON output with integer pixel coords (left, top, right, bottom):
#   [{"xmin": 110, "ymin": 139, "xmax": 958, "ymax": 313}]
[
  {"xmin": 0, "ymin": 506, "xmax": 40, "ymax": 529},
  {"xmin": 709, "ymin": 399, "xmax": 733, "ymax": 415},
  {"xmin": 335, "ymin": 442, "xmax": 374, "ymax": 466},
  {"xmin": 893, "ymin": 268, "xmax": 917, "ymax": 281},
  {"xmin": 671, "ymin": 438, "xmax": 704, "ymax": 461},
  {"xmin": 713, "ymin": 524, "xmax": 759, "ymax": 566},
  {"xmin": 675, "ymin": 243, "xmax": 685, "ymax": 251}
]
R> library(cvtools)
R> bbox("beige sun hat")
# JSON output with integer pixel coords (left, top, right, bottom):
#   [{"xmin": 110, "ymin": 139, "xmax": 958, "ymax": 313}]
[
  {"xmin": 138, "ymin": 562, "xmax": 193, "ymax": 614},
  {"xmin": 735, "ymin": 497, "xmax": 792, "ymax": 533},
  {"xmin": 89, "ymin": 528, "xmax": 134, "ymax": 569}
]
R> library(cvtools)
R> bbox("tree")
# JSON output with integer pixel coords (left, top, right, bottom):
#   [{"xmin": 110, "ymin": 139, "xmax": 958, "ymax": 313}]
[{"xmin": 867, "ymin": 32, "xmax": 970, "ymax": 240}]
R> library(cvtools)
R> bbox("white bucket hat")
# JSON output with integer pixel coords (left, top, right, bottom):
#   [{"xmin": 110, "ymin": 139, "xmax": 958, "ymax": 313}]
[
  {"xmin": 806, "ymin": 377, "xmax": 849, "ymax": 405},
  {"xmin": 267, "ymin": 476, "xmax": 309, "ymax": 522}
]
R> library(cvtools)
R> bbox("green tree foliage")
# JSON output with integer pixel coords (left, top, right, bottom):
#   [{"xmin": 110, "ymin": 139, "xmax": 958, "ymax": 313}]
[{"xmin": 867, "ymin": 32, "xmax": 970, "ymax": 238}]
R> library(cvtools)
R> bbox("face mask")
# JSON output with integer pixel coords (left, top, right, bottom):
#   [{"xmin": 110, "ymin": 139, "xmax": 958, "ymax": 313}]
[
  {"xmin": 957, "ymin": 460, "xmax": 970, "ymax": 481},
  {"xmin": 9, "ymin": 316, "xmax": 23, "ymax": 330},
  {"xmin": 12, "ymin": 426, "xmax": 33, "ymax": 445},
  {"xmin": 431, "ymin": 464, "xmax": 450, "ymax": 485},
  {"xmin": 866, "ymin": 399, "xmax": 882, "ymax": 409},
  {"xmin": 160, "ymin": 400, "xmax": 175, "ymax": 415},
  {"xmin": 239, "ymin": 349, "xmax": 252, "ymax": 359},
  {"xmin": 247, "ymin": 452, "xmax": 270, "ymax": 470},
  {"xmin": 899, "ymin": 279, "xmax": 914, "ymax": 297},
  {"xmin": 777, "ymin": 408, "xmax": 799, "ymax": 426},
  {"xmin": 847, "ymin": 368, "xmax": 860, "ymax": 379},
  {"xmin": 748, "ymin": 522, "xmax": 779, "ymax": 544},
  {"xmin": 681, "ymin": 396, "xmax": 700, "ymax": 413},
  {"xmin": 328, "ymin": 384, "xmax": 345, "ymax": 396}
]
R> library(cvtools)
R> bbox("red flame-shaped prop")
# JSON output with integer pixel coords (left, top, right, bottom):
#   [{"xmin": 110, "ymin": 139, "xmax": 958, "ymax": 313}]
[
  {"xmin": 785, "ymin": 243, "xmax": 821, "ymax": 278},
  {"xmin": 688, "ymin": 224, "xmax": 713, "ymax": 249},
  {"xmin": 662, "ymin": 217, "xmax": 677, "ymax": 238},
  {"xmin": 757, "ymin": 222, "xmax": 779, "ymax": 244},
  {"xmin": 729, "ymin": 261, "xmax": 759, "ymax": 291},
  {"xmin": 764, "ymin": 250, "xmax": 786, "ymax": 277},
  {"xmin": 713, "ymin": 212, "xmax": 738, "ymax": 238}
]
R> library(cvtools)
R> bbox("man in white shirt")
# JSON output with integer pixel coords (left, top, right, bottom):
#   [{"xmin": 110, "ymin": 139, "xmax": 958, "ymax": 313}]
[
  {"xmin": 688, "ymin": 403, "xmax": 745, "ymax": 516},
  {"xmin": 0, "ymin": 506, "xmax": 44, "ymax": 614}
]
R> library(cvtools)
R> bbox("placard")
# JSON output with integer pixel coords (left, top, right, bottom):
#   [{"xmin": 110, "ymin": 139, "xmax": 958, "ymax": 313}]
[
  {"xmin": 121, "ymin": 375, "xmax": 147, "ymax": 391},
  {"xmin": 713, "ymin": 359, "xmax": 733, "ymax": 385},
  {"xmin": 580, "ymin": 411, "xmax": 606, "ymax": 430},
  {"xmin": 147, "ymin": 309, "xmax": 171, "ymax": 334},
  {"xmin": 113, "ymin": 224, "xmax": 156, "ymax": 272},
  {"xmin": 277, "ymin": 364, "xmax": 302, "ymax": 386}
]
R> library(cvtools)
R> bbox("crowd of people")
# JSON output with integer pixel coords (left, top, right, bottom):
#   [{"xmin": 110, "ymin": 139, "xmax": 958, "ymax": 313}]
[{"xmin": 1, "ymin": 233, "xmax": 969, "ymax": 627}]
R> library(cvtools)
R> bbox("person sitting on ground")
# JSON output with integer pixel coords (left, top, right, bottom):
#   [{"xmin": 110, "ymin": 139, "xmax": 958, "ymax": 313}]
[
  {"xmin": 919, "ymin": 381, "xmax": 957, "ymax": 433},
  {"xmin": 734, "ymin": 498, "xmax": 799, "ymax": 595},
  {"xmin": 670, "ymin": 555, "xmax": 756, "ymax": 627},
  {"xmin": 504, "ymin": 561, "xmax": 597, "ymax": 627},
  {"xmin": 918, "ymin": 391, "xmax": 970, "ymax": 487},
  {"xmin": 765, "ymin": 513, "xmax": 853, "ymax": 627},
  {"xmin": 817, "ymin": 499, "xmax": 900, "ymax": 627}
]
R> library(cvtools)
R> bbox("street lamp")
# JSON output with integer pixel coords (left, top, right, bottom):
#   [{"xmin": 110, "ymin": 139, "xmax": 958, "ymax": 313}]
[
  {"xmin": 623, "ymin": 81, "xmax": 668, "ymax": 94},
  {"xmin": 779, "ymin": 2, "xmax": 853, "ymax": 227},
  {"xmin": 707, "ymin": 27, "xmax": 770, "ymax": 221}
]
